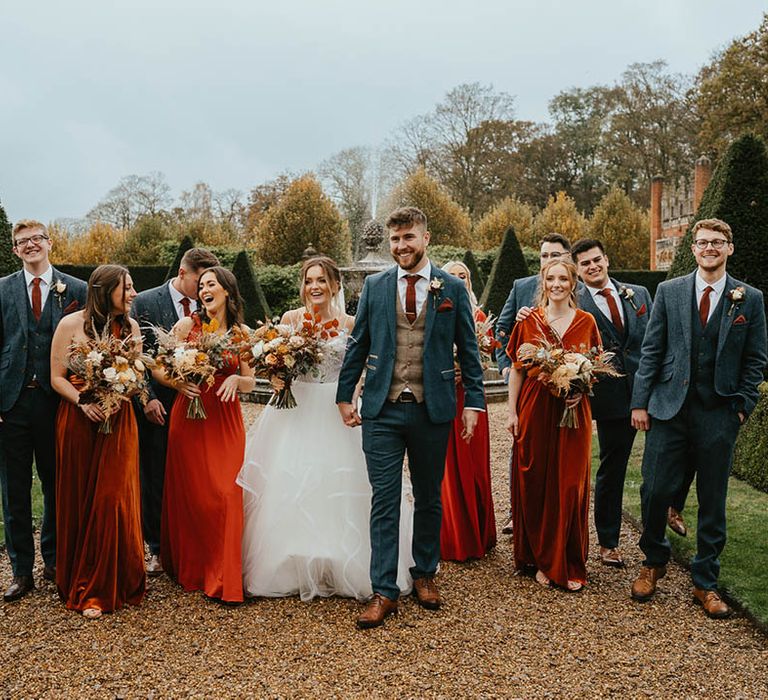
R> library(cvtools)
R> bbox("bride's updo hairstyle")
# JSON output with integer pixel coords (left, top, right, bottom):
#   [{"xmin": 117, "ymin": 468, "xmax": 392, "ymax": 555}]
[
  {"xmin": 84, "ymin": 264, "xmax": 132, "ymax": 339},
  {"xmin": 299, "ymin": 256, "xmax": 342, "ymax": 310},
  {"xmin": 535, "ymin": 259, "xmax": 579, "ymax": 309}
]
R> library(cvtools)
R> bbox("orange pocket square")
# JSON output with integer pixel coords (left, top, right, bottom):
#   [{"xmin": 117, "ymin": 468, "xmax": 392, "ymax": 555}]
[
  {"xmin": 733, "ymin": 314, "xmax": 747, "ymax": 325},
  {"xmin": 437, "ymin": 299, "xmax": 454, "ymax": 313}
]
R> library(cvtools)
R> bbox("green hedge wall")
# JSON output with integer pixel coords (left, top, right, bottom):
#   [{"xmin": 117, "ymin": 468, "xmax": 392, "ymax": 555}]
[
  {"xmin": 733, "ymin": 383, "xmax": 768, "ymax": 493},
  {"xmin": 612, "ymin": 270, "xmax": 667, "ymax": 298}
]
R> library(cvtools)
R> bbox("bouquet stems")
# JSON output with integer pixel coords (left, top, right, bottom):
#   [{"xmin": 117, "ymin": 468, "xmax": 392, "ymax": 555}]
[
  {"xmin": 98, "ymin": 417, "xmax": 112, "ymax": 434},
  {"xmin": 269, "ymin": 379, "xmax": 297, "ymax": 410},
  {"xmin": 186, "ymin": 393, "xmax": 208, "ymax": 420}
]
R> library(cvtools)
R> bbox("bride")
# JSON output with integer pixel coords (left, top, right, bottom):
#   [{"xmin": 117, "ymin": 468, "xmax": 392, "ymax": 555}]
[{"xmin": 237, "ymin": 256, "xmax": 414, "ymax": 601}]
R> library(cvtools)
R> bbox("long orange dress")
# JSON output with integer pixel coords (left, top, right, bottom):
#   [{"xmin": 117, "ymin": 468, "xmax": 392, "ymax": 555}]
[
  {"xmin": 56, "ymin": 338, "xmax": 146, "ymax": 613},
  {"xmin": 161, "ymin": 317, "xmax": 245, "ymax": 602},
  {"xmin": 440, "ymin": 309, "xmax": 496, "ymax": 561},
  {"xmin": 506, "ymin": 308, "xmax": 600, "ymax": 588}
]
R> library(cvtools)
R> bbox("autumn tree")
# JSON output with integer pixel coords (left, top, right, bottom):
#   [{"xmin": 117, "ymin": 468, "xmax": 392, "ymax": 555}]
[
  {"xmin": 115, "ymin": 215, "xmax": 175, "ymax": 265},
  {"xmin": 254, "ymin": 175, "xmax": 351, "ymax": 265},
  {"xmin": 47, "ymin": 222, "xmax": 71, "ymax": 265},
  {"xmin": 87, "ymin": 172, "xmax": 172, "ymax": 229},
  {"xmin": 386, "ymin": 168, "xmax": 471, "ymax": 247},
  {"xmin": 472, "ymin": 196, "xmax": 536, "ymax": 250},
  {"xmin": 695, "ymin": 13, "xmax": 768, "ymax": 159},
  {"xmin": 63, "ymin": 222, "xmax": 128, "ymax": 265},
  {"xmin": 244, "ymin": 175, "xmax": 293, "ymax": 244},
  {"xmin": 588, "ymin": 188, "xmax": 649, "ymax": 269},
  {"xmin": 533, "ymin": 191, "xmax": 588, "ymax": 243},
  {"xmin": 0, "ymin": 198, "xmax": 18, "ymax": 276}
]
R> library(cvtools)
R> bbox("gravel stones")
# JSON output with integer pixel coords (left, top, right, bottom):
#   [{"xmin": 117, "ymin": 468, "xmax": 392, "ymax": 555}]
[{"xmin": 0, "ymin": 404, "xmax": 766, "ymax": 698}]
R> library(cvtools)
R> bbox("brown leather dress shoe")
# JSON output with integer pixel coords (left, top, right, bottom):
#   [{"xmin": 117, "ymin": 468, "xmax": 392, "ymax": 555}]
[
  {"xmin": 357, "ymin": 594, "xmax": 398, "ymax": 629},
  {"xmin": 630, "ymin": 565, "xmax": 666, "ymax": 601},
  {"xmin": 693, "ymin": 588, "xmax": 732, "ymax": 619},
  {"xmin": 501, "ymin": 514, "xmax": 514, "ymax": 535},
  {"xmin": 42, "ymin": 565, "xmax": 56, "ymax": 582},
  {"xmin": 667, "ymin": 507, "xmax": 687, "ymax": 537},
  {"xmin": 599, "ymin": 547, "xmax": 625, "ymax": 568},
  {"xmin": 3, "ymin": 575, "xmax": 35, "ymax": 602},
  {"xmin": 146, "ymin": 554, "xmax": 164, "ymax": 577},
  {"xmin": 413, "ymin": 576, "xmax": 441, "ymax": 610}
]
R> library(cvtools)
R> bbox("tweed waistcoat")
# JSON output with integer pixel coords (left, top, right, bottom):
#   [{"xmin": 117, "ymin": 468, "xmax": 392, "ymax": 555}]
[
  {"xmin": 387, "ymin": 292, "xmax": 427, "ymax": 402},
  {"xmin": 689, "ymin": 291, "xmax": 725, "ymax": 408},
  {"xmin": 23, "ymin": 294, "xmax": 54, "ymax": 387}
]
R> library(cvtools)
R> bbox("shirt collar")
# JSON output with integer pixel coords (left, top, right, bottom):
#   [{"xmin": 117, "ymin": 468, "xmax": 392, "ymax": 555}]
[
  {"xmin": 397, "ymin": 259, "xmax": 431, "ymax": 282},
  {"xmin": 587, "ymin": 278, "xmax": 618, "ymax": 299},
  {"xmin": 168, "ymin": 279, "xmax": 191, "ymax": 305},
  {"xmin": 24, "ymin": 265, "xmax": 53, "ymax": 288},
  {"xmin": 695, "ymin": 270, "xmax": 727, "ymax": 296}
]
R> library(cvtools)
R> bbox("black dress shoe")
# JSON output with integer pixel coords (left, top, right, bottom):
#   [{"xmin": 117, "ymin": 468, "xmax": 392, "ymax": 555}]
[
  {"xmin": 4, "ymin": 575, "xmax": 35, "ymax": 602},
  {"xmin": 42, "ymin": 566, "xmax": 56, "ymax": 582}
]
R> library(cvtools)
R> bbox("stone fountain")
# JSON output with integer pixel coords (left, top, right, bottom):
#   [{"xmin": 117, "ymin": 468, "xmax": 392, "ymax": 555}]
[{"xmin": 339, "ymin": 220, "xmax": 392, "ymax": 314}]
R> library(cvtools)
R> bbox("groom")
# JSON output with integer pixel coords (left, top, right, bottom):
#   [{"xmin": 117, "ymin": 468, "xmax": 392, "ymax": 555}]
[{"xmin": 337, "ymin": 206, "xmax": 485, "ymax": 629}]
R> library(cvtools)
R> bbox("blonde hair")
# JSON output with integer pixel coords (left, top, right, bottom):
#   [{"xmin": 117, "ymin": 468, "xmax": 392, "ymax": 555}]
[
  {"xmin": 12, "ymin": 219, "xmax": 47, "ymax": 242},
  {"xmin": 441, "ymin": 260, "xmax": 478, "ymax": 307},
  {"xmin": 535, "ymin": 259, "xmax": 578, "ymax": 309}
]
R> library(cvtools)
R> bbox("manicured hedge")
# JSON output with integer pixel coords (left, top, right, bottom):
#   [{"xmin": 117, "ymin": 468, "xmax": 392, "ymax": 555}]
[
  {"xmin": 612, "ymin": 270, "xmax": 667, "ymax": 298},
  {"xmin": 733, "ymin": 383, "xmax": 768, "ymax": 493},
  {"xmin": 232, "ymin": 251, "xmax": 271, "ymax": 326},
  {"xmin": 479, "ymin": 227, "xmax": 529, "ymax": 317},
  {"xmin": 462, "ymin": 249, "xmax": 485, "ymax": 298},
  {"xmin": 164, "ymin": 236, "xmax": 194, "ymax": 282},
  {"xmin": 0, "ymin": 200, "xmax": 18, "ymax": 277},
  {"xmin": 57, "ymin": 264, "xmax": 167, "ymax": 292}
]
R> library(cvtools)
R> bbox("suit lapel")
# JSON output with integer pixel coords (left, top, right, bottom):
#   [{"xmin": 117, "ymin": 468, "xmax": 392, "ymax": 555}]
[
  {"xmin": 159, "ymin": 285, "xmax": 178, "ymax": 328},
  {"xmin": 12, "ymin": 271, "xmax": 28, "ymax": 328},
  {"xmin": 680, "ymin": 273, "xmax": 695, "ymax": 353},
  {"xmin": 50, "ymin": 268, "xmax": 63, "ymax": 327},
  {"xmin": 385, "ymin": 268, "xmax": 398, "ymax": 348},
  {"xmin": 423, "ymin": 269, "xmax": 439, "ymax": 345},
  {"xmin": 613, "ymin": 278, "xmax": 635, "ymax": 347},
  {"xmin": 579, "ymin": 286, "xmax": 620, "ymax": 347},
  {"xmin": 717, "ymin": 274, "xmax": 737, "ymax": 357}
]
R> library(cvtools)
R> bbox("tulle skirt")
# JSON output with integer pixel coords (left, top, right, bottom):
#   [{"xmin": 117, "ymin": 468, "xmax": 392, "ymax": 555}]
[{"xmin": 237, "ymin": 380, "xmax": 414, "ymax": 601}]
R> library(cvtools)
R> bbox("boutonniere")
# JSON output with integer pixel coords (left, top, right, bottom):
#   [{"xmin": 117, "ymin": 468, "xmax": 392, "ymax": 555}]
[
  {"xmin": 53, "ymin": 278, "xmax": 68, "ymax": 308},
  {"xmin": 429, "ymin": 277, "xmax": 444, "ymax": 307},
  {"xmin": 618, "ymin": 285, "xmax": 638, "ymax": 311},
  {"xmin": 726, "ymin": 287, "xmax": 745, "ymax": 316}
]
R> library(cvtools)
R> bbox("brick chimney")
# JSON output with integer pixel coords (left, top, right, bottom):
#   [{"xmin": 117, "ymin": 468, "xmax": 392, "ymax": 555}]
[
  {"xmin": 693, "ymin": 156, "xmax": 712, "ymax": 213},
  {"xmin": 650, "ymin": 175, "xmax": 664, "ymax": 270}
]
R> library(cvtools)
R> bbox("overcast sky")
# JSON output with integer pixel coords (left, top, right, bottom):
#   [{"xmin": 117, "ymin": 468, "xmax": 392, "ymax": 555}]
[{"xmin": 1, "ymin": 1, "xmax": 765, "ymax": 224}]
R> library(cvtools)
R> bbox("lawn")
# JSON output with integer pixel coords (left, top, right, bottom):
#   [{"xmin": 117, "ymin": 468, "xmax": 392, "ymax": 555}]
[{"xmin": 593, "ymin": 431, "xmax": 768, "ymax": 629}]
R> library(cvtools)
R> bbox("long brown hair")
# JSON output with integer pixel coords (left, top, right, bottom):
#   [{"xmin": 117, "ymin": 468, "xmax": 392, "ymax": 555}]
[
  {"xmin": 535, "ymin": 259, "xmax": 579, "ymax": 309},
  {"xmin": 84, "ymin": 264, "xmax": 132, "ymax": 339},
  {"xmin": 197, "ymin": 266, "xmax": 244, "ymax": 329}
]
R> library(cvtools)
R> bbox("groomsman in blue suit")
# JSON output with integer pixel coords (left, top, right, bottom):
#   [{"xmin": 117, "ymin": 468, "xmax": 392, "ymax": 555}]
[
  {"xmin": 131, "ymin": 247, "xmax": 219, "ymax": 576},
  {"xmin": 337, "ymin": 206, "xmax": 485, "ymax": 629},
  {"xmin": 630, "ymin": 219, "xmax": 767, "ymax": 618},
  {"xmin": 495, "ymin": 232, "xmax": 571, "ymax": 534},
  {"xmin": 0, "ymin": 220, "xmax": 86, "ymax": 601},
  {"xmin": 571, "ymin": 238, "xmax": 652, "ymax": 567}
]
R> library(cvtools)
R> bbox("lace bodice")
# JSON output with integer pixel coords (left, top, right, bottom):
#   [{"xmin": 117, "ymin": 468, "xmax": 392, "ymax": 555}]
[{"xmin": 297, "ymin": 332, "xmax": 347, "ymax": 384}]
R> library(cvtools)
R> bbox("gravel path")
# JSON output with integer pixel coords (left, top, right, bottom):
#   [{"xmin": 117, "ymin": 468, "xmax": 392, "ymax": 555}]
[{"xmin": 1, "ymin": 404, "xmax": 766, "ymax": 698}]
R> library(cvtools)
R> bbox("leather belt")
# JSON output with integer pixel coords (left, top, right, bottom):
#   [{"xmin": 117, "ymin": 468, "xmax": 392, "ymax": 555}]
[
  {"xmin": 392, "ymin": 392, "xmax": 417, "ymax": 403},
  {"xmin": 25, "ymin": 379, "xmax": 41, "ymax": 389}
]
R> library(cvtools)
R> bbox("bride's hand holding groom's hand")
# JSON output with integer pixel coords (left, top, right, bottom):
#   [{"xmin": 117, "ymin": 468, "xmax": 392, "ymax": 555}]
[{"xmin": 338, "ymin": 402, "xmax": 362, "ymax": 427}]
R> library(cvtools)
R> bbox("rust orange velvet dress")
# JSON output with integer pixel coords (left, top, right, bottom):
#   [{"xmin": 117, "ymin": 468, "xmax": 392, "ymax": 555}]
[
  {"xmin": 56, "ymin": 377, "xmax": 146, "ymax": 613},
  {"xmin": 161, "ymin": 317, "xmax": 245, "ymax": 602},
  {"xmin": 506, "ymin": 308, "xmax": 600, "ymax": 587},
  {"xmin": 440, "ymin": 309, "xmax": 497, "ymax": 561}
]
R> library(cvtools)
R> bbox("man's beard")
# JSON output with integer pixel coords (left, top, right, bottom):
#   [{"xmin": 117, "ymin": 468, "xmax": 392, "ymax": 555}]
[{"xmin": 392, "ymin": 248, "xmax": 424, "ymax": 271}]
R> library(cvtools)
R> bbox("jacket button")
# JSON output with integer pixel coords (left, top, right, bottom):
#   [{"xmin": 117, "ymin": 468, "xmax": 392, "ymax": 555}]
[{"xmin": 683, "ymin": 380, "xmax": 689, "ymax": 386}]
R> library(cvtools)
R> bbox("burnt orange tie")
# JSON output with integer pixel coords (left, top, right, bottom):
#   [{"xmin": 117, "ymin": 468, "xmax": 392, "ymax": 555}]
[
  {"xmin": 180, "ymin": 297, "xmax": 192, "ymax": 317},
  {"xmin": 405, "ymin": 275, "xmax": 419, "ymax": 323},
  {"xmin": 699, "ymin": 286, "xmax": 713, "ymax": 328},
  {"xmin": 31, "ymin": 278, "xmax": 42, "ymax": 321},
  {"xmin": 598, "ymin": 287, "xmax": 624, "ymax": 333}
]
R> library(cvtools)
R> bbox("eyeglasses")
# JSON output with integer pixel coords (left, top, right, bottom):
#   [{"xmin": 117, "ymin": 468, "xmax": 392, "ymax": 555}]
[
  {"xmin": 540, "ymin": 252, "xmax": 566, "ymax": 260},
  {"xmin": 13, "ymin": 234, "xmax": 49, "ymax": 249},
  {"xmin": 693, "ymin": 238, "xmax": 729, "ymax": 250}
]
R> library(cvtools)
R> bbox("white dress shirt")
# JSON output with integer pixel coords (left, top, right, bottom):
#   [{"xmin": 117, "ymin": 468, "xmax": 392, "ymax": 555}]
[
  {"xmin": 695, "ymin": 271, "xmax": 727, "ymax": 324},
  {"xmin": 23, "ymin": 265, "xmax": 53, "ymax": 310},
  {"xmin": 396, "ymin": 260, "xmax": 431, "ymax": 315},
  {"xmin": 587, "ymin": 279, "xmax": 625, "ymax": 326},
  {"xmin": 168, "ymin": 280, "xmax": 198, "ymax": 320}
]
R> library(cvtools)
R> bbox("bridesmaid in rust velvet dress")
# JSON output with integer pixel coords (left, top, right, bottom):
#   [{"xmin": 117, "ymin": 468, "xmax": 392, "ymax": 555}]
[
  {"xmin": 50, "ymin": 265, "xmax": 146, "ymax": 619},
  {"xmin": 506, "ymin": 260, "xmax": 601, "ymax": 591},
  {"xmin": 158, "ymin": 267, "xmax": 255, "ymax": 603},
  {"xmin": 439, "ymin": 261, "xmax": 496, "ymax": 561}
]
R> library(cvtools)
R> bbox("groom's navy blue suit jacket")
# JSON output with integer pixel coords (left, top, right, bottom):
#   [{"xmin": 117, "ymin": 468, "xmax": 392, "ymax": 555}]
[{"xmin": 336, "ymin": 265, "xmax": 485, "ymax": 423}]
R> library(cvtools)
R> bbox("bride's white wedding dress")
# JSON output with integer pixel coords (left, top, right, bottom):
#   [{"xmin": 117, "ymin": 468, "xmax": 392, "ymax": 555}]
[{"xmin": 237, "ymin": 332, "xmax": 414, "ymax": 601}]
